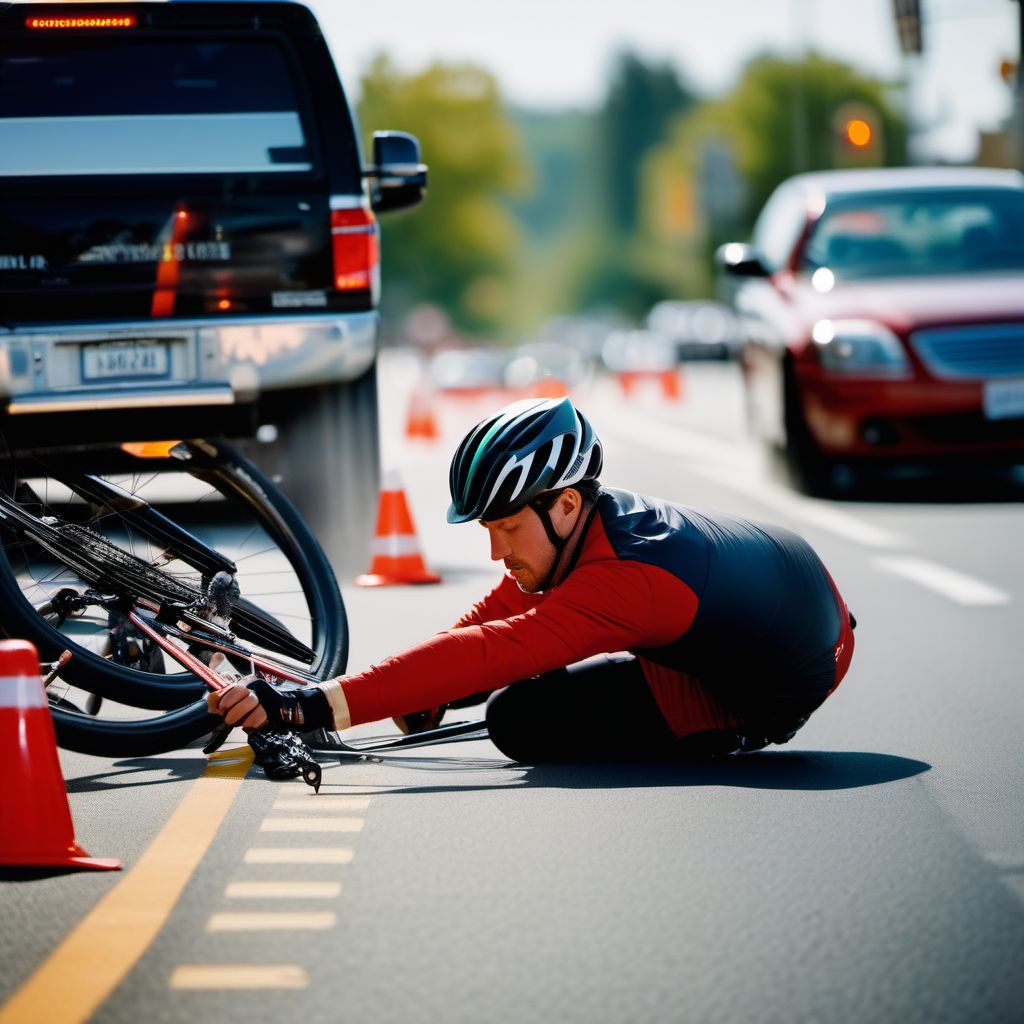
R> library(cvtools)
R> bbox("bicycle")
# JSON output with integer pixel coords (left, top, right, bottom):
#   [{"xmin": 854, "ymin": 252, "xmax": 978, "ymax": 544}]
[{"xmin": 0, "ymin": 437, "xmax": 347, "ymax": 758}]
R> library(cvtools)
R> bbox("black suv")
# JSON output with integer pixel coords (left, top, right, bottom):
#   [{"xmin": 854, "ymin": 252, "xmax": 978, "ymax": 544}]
[{"xmin": 0, "ymin": 1, "xmax": 426, "ymax": 569}]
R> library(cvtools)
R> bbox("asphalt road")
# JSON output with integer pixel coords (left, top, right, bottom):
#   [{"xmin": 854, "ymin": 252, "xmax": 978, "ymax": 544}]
[{"xmin": 2, "ymin": 355, "xmax": 1023, "ymax": 1024}]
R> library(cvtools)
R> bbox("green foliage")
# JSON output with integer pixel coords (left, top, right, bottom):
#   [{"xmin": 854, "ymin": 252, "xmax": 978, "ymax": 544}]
[
  {"xmin": 597, "ymin": 52, "xmax": 697, "ymax": 237},
  {"xmin": 566, "ymin": 51, "xmax": 696, "ymax": 321},
  {"xmin": 357, "ymin": 55, "xmax": 530, "ymax": 335},
  {"xmin": 642, "ymin": 52, "xmax": 909, "ymax": 296}
]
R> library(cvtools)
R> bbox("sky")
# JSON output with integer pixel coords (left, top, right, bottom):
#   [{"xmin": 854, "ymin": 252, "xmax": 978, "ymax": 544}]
[{"xmin": 307, "ymin": 0, "xmax": 1020, "ymax": 163}]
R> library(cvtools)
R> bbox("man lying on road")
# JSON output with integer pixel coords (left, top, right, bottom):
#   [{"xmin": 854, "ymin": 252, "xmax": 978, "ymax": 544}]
[{"xmin": 208, "ymin": 397, "xmax": 856, "ymax": 761}]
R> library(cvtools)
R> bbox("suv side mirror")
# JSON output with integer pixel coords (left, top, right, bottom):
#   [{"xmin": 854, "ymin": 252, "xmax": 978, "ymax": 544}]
[
  {"xmin": 715, "ymin": 242, "xmax": 770, "ymax": 278},
  {"xmin": 364, "ymin": 131, "xmax": 428, "ymax": 213}
]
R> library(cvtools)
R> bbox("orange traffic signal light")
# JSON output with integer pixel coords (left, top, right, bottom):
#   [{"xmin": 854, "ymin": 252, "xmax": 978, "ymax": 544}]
[
  {"xmin": 832, "ymin": 102, "xmax": 883, "ymax": 167},
  {"xmin": 845, "ymin": 118, "xmax": 872, "ymax": 148}
]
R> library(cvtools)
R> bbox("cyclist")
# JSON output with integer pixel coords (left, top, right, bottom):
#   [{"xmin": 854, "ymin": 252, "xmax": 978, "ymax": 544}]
[{"xmin": 209, "ymin": 397, "xmax": 856, "ymax": 761}]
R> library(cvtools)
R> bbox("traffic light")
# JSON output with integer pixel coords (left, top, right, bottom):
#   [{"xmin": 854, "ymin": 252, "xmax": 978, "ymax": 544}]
[
  {"xmin": 832, "ymin": 102, "xmax": 884, "ymax": 167},
  {"xmin": 892, "ymin": 0, "xmax": 923, "ymax": 55}
]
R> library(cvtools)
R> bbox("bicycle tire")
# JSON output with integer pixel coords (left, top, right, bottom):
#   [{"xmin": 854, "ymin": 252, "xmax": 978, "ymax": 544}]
[{"xmin": 0, "ymin": 439, "xmax": 347, "ymax": 757}]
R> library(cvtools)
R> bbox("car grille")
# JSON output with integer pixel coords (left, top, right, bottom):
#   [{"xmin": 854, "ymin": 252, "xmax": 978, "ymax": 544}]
[{"xmin": 910, "ymin": 323, "xmax": 1024, "ymax": 379}]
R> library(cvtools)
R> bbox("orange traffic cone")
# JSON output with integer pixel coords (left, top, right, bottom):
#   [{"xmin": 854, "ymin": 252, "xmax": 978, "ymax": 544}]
[
  {"xmin": 659, "ymin": 368, "xmax": 684, "ymax": 401},
  {"xmin": 405, "ymin": 381, "xmax": 440, "ymax": 441},
  {"xmin": 354, "ymin": 471, "xmax": 442, "ymax": 586},
  {"xmin": 526, "ymin": 377, "xmax": 569, "ymax": 399},
  {"xmin": 0, "ymin": 640, "xmax": 121, "ymax": 870}
]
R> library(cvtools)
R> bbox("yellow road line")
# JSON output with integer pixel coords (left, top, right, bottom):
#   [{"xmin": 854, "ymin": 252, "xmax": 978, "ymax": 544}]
[
  {"xmin": 260, "ymin": 817, "xmax": 364, "ymax": 833},
  {"xmin": 169, "ymin": 965, "xmax": 308, "ymax": 990},
  {"xmin": 207, "ymin": 911, "xmax": 337, "ymax": 931},
  {"xmin": 244, "ymin": 847, "xmax": 355, "ymax": 864},
  {"xmin": 225, "ymin": 880, "xmax": 342, "ymax": 899},
  {"xmin": 0, "ymin": 747, "xmax": 254, "ymax": 1024}
]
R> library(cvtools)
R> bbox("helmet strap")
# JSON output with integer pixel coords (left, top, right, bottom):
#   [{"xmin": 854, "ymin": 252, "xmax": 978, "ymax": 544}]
[{"xmin": 529, "ymin": 493, "xmax": 597, "ymax": 592}]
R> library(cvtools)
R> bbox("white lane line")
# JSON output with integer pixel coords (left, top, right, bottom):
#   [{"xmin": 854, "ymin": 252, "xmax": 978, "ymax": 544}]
[
  {"xmin": 875, "ymin": 556, "xmax": 1011, "ymax": 606},
  {"xmin": 225, "ymin": 881, "xmax": 342, "ymax": 899},
  {"xmin": 170, "ymin": 965, "xmax": 308, "ymax": 990},
  {"xmin": 244, "ymin": 848, "xmax": 355, "ymax": 864},
  {"xmin": 600, "ymin": 413, "xmax": 905, "ymax": 549},
  {"xmin": 207, "ymin": 912, "xmax": 337, "ymax": 932},
  {"xmin": 272, "ymin": 797, "xmax": 371, "ymax": 812},
  {"xmin": 260, "ymin": 817, "xmax": 364, "ymax": 833}
]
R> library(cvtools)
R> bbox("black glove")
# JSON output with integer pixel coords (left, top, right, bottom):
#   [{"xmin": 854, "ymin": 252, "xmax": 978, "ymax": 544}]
[{"xmin": 247, "ymin": 679, "xmax": 333, "ymax": 733}]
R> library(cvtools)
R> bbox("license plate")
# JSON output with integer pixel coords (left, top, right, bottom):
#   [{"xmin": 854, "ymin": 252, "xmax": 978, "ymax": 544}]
[
  {"xmin": 983, "ymin": 378, "xmax": 1024, "ymax": 421},
  {"xmin": 81, "ymin": 341, "xmax": 170, "ymax": 381}
]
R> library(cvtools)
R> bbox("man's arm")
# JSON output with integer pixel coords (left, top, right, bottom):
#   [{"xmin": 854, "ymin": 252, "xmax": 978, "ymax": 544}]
[
  {"xmin": 334, "ymin": 560, "xmax": 696, "ymax": 726},
  {"xmin": 209, "ymin": 560, "xmax": 697, "ymax": 733},
  {"xmin": 450, "ymin": 571, "xmax": 542, "ymax": 628}
]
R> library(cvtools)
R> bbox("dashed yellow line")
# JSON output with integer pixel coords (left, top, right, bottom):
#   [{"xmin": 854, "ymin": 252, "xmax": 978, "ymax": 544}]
[
  {"xmin": 0, "ymin": 747, "xmax": 254, "ymax": 1024},
  {"xmin": 207, "ymin": 911, "xmax": 337, "ymax": 932},
  {"xmin": 169, "ymin": 965, "xmax": 308, "ymax": 990},
  {"xmin": 225, "ymin": 880, "xmax": 342, "ymax": 899},
  {"xmin": 260, "ymin": 817, "xmax": 364, "ymax": 833},
  {"xmin": 243, "ymin": 847, "xmax": 355, "ymax": 864},
  {"xmin": 272, "ymin": 796, "xmax": 370, "ymax": 812}
]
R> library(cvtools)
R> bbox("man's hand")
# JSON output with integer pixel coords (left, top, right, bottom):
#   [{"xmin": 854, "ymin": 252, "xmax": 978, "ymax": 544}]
[
  {"xmin": 207, "ymin": 682, "xmax": 268, "ymax": 731},
  {"xmin": 207, "ymin": 679, "xmax": 334, "ymax": 733}
]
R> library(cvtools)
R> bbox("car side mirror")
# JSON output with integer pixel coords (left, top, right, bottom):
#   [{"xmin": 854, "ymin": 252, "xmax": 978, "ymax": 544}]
[
  {"xmin": 715, "ymin": 242, "xmax": 770, "ymax": 278},
  {"xmin": 364, "ymin": 131, "xmax": 428, "ymax": 213}
]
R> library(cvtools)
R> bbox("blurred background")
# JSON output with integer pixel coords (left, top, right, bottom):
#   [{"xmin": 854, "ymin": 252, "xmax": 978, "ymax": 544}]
[{"xmin": 307, "ymin": 0, "xmax": 1022, "ymax": 345}]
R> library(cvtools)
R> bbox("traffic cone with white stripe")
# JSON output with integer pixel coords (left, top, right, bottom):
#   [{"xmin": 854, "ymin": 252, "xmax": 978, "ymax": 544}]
[
  {"xmin": 0, "ymin": 640, "xmax": 121, "ymax": 870},
  {"xmin": 405, "ymin": 380, "xmax": 440, "ymax": 441},
  {"xmin": 354, "ymin": 471, "xmax": 442, "ymax": 586}
]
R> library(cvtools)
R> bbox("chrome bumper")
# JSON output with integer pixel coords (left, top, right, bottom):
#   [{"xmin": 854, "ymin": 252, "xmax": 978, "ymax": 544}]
[{"xmin": 0, "ymin": 312, "xmax": 379, "ymax": 411}]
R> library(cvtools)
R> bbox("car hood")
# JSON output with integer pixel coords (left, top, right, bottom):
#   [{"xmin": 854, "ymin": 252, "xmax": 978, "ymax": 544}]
[{"xmin": 789, "ymin": 272, "xmax": 1024, "ymax": 332}]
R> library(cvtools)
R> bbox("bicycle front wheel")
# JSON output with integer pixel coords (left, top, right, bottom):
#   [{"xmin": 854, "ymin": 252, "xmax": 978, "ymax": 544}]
[{"xmin": 0, "ymin": 438, "xmax": 347, "ymax": 756}]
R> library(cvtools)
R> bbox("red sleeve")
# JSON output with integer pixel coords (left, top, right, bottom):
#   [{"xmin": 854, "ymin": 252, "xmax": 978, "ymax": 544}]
[
  {"xmin": 450, "ymin": 572, "xmax": 541, "ymax": 628},
  {"xmin": 338, "ymin": 559, "xmax": 698, "ymax": 726}
]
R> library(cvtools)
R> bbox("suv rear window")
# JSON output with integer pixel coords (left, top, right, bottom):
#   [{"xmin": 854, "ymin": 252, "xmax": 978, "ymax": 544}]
[{"xmin": 1, "ymin": 38, "xmax": 315, "ymax": 176}]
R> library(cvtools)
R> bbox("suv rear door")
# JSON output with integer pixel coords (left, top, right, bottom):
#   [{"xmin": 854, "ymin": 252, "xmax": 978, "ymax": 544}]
[{"xmin": 0, "ymin": 2, "xmax": 371, "ymax": 324}]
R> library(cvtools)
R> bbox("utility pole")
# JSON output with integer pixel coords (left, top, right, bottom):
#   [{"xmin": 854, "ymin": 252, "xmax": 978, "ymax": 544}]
[{"xmin": 1016, "ymin": 0, "xmax": 1024, "ymax": 169}]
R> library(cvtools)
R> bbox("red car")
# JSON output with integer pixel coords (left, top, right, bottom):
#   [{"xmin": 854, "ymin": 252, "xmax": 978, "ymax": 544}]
[{"xmin": 719, "ymin": 167, "xmax": 1024, "ymax": 494}]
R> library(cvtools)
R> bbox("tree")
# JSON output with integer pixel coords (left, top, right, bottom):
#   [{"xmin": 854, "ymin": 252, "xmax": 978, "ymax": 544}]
[
  {"xmin": 357, "ymin": 55, "xmax": 530, "ymax": 336},
  {"xmin": 567, "ymin": 52, "xmax": 696, "ymax": 319},
  {"xmin": 597, "ymin": 51, "xmax": 696, "ymax": 237}
]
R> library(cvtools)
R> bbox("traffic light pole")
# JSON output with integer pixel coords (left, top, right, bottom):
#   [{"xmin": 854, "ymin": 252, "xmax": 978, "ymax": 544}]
[{"xmin": 1017, "ymin": 0, "xmax": 1024, "ymax": 169}]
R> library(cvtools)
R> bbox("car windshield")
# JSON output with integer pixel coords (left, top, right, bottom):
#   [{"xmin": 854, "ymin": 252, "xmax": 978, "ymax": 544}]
[
  {"xmin": 801, "ymin": 187, "xmax": 1024, "ymax": 280},
  {"xmin": 0, "ymin": 38, "xmax": 314, "ymax": 176}
]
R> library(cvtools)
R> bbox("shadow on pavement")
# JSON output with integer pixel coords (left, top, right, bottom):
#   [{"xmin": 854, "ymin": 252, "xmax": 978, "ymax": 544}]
[
  {"xmin": 842, "ymin": 465, "xmax": 1024, "ymax": 505},
  {"xmin": 518, "ymin": 750, "xmax": 931, "ymax": 791},
  {"xmin": 319, "ymin": 750, "xmax": 930, "ymax": 795},
  {"xmin": 63, "ymin": 756, "xmax": 207, "ymax": 794}
]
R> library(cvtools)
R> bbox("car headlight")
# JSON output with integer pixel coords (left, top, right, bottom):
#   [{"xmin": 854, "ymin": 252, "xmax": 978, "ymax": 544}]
[{"xmin": 811, "ymin": 319, "xmax": 911, "ymax": 376}]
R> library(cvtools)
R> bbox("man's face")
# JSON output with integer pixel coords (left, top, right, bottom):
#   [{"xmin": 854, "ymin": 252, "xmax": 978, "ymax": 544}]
[{"xmin": 480, "ymin": 505, "xmax": 556, "ymax": 593}]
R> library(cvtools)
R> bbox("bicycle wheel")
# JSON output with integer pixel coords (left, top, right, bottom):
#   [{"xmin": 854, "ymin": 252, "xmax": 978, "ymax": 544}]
[{"xmin": 0, "ymin": 438, "xmax": 347, "ymax": 756}]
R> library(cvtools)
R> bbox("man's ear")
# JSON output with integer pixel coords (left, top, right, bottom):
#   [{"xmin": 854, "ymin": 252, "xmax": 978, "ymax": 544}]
[{"xmin": 555, "ymin": 487, "xmax": 582, "ymax": 523}]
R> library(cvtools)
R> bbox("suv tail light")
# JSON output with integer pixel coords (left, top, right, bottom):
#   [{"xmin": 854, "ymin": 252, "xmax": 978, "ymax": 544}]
[{"xmin": 330, "ymin": 203, "xmax": 379, "ymax": 294}]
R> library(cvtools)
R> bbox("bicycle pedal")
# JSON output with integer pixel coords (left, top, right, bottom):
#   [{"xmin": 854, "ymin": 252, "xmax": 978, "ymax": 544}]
[{"xmin": 248, "ymin": 729, "xmax": 323, "ymax": 792}]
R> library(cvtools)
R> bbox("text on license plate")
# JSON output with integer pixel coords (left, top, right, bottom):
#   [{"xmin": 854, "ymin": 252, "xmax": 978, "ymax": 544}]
[
  {"xmin": 983, "ymin": 378, "xmax": 1024, "ymax": 421},
  {"xmin": 81, "ymin": 341, "xmax": 170, "ymax": 381}
]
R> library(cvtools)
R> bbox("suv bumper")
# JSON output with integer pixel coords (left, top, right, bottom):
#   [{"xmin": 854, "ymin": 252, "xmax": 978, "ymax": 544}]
[{"xmin": 0, "ymin": 312, "xmax": 378, "ymax": 447}]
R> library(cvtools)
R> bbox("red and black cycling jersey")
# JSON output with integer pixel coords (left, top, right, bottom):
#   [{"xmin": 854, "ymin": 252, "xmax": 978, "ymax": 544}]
[{"xmin": 336, "ymin": 488, "xmax": 854, "ymax": 735}]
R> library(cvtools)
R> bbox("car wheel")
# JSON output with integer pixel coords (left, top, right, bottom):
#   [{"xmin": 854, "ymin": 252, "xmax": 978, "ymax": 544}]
[
  {"xmin": 241, "ymin": 367, "xmax": 381, "ymax": 578},
  {"xmin": 778, "ymin": 367, "xmax": 852, "ymax": 499}
]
